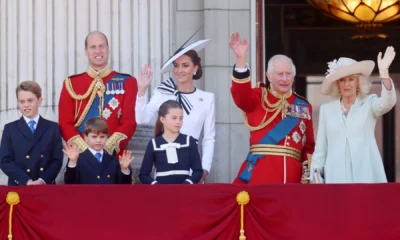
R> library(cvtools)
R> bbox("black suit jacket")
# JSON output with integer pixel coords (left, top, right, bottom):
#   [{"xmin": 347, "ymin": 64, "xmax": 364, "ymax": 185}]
[
  {"xmin": 64, "ymin": 149, "xmax": 132, "ymax": 184},
  {"xmin": 0, "ymin": 116, "xmax": 63, "ymax": 186}
]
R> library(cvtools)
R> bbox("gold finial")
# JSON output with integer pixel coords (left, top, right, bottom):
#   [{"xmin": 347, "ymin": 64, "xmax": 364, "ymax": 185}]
[
  {"xmin": 236, "ymin": 191, "xmax": 250, "ymax": 240},
  {"xmin": 6, "ymin": 192, "xmax": 20, "ymax": 240},
  {"xmin": 6, "ymin": 192, "xmax": 20, "ymax": 205}
]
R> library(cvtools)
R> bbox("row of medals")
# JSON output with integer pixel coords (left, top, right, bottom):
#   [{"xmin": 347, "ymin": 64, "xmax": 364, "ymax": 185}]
[{"xmin": 105, "ymin": 82, "xmax": 125, "ymax": 95}]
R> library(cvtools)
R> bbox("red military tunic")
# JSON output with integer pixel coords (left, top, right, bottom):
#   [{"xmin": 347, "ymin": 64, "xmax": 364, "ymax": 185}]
[
  {"xmin": 58, "ymin": 66, "xmax": 137, "ymax": 155},
  {"xmin": 231, "ymin": 68, "xmax": 315, "ymax": 184}
]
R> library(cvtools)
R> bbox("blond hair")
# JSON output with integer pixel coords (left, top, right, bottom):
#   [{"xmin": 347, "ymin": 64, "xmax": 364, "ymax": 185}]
[{"xmin": 330, "ymin": 74, "xmax": 371, "ymax": 99}]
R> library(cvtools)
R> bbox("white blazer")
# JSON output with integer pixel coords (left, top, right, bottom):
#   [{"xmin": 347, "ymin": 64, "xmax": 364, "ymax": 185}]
[{"xmin": 311, "ymin": 81, "xmax": 397, "ymax": 183}]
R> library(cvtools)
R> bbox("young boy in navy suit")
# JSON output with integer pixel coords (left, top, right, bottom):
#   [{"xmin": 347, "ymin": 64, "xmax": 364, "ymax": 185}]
[
  {"xmin": 0, "ymin": 81, "xmax": 63, "ymax": 186},
  {"xmin": 63, "ymin": 117, "xmax": 133, "ymax": 184}
]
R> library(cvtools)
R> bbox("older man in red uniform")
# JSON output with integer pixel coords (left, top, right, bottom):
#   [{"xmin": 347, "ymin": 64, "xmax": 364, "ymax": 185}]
[
  {"xmin": 59, "ymin": 31, "xmax": 137, "ymax": 155},
  {"xmin": 229, "ymin": 32, "xmax": 315, "ymax": 184}
]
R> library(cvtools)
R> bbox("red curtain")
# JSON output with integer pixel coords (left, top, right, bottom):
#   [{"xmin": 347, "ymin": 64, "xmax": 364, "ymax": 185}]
[{"xmin": 1, "ymin": 184, "xmax": 400, "ymax": 240}]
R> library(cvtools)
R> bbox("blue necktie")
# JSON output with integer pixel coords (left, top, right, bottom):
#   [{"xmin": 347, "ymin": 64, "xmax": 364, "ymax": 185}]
[
  {"xmin": 95, "ymin": 152, "xmax": 102, "ymax": 163},
  {"xmin": 28, "ymin": 120, "xmax": 35, "ymax": 133}
]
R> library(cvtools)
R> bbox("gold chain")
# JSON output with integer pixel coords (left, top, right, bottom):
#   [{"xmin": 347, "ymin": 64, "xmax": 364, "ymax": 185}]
[
  {"xmin": 65, "ymin": 78, "xmax": 97, "ymax": 100},
  {"xmin": 242, "ymin": 88, "xmax": 289, "ymax": 131},
  {"xmin": 65, "ymin": 76, "xmax": 106, "ymax": 128}
]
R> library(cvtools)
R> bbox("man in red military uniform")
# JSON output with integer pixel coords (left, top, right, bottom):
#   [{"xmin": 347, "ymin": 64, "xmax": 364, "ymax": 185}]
[
  {"xmin": 229, "ymin": 32, "xmax": 315, "ymax": 184},
  {"xmin": 59, "ymin": 31, "xmax": 137, "ymax": 155}
]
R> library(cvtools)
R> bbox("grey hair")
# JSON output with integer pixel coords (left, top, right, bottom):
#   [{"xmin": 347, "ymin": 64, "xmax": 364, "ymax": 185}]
[
  {"xmin": 330, "ymin": 74, "xmax": 371, "ymax": 99},
  {"xmin": 267, "ymin": 55, "xmax": 296, "ymax": 76}
]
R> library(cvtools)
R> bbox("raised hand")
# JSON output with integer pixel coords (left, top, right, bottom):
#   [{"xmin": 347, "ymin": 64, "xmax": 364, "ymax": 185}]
[
  {"xmin": 138, "ymin": 64, "xmax": 153, "ymax": 96},
  {"xmin": 377, "ymin": 46, "xmax": 396, "ymax": 79},
  {"xmin": 119, "ymin": 150, "xmax": 134, "ymax": 171},
  {"xmin": 62, "ymin": 144, "xmax": 80, "ymax": 165},
  {"xmin": 229, "ymin": 32, "xmax": 248, "ymax": 67}
]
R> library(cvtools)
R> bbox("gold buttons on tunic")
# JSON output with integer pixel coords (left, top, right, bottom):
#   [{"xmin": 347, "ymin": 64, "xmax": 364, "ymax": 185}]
[
  {"xmin": 286, "ymin": 142, "xmax": 290, "ymax": 146},
  {"xmin": 27, "ymin": 169, "xmax": 31, "ymax": 173},
  {"xmin": 41, "ymin": 154, "xmax": 44, "ymax": 158},
  {"xmin": 287, "ymin": 136, "xmax": 291, "ymax": 140},
  {"xmin": 97, "ymin": 176, "xmax": 100, "ymax": 179},
  {"xmin": 40, "ymin": 168, "xmax": 44, "ymax": 172},
  {"xmin": 107, "ymin": 175, "xmax": 110, "ymax": 179},
  {"xmin": 26, "ymin": 155, "xmax": 30, "ymax": 159},
  {"xmin": 14, "ymin": 180, "xmax": 19, "ymax": 184}
]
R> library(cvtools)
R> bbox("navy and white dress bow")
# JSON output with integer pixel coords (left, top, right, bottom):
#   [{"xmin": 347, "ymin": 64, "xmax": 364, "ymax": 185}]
[{"xmin": 157, "ymin": 78, "xmax": 193, "ymax": 115}]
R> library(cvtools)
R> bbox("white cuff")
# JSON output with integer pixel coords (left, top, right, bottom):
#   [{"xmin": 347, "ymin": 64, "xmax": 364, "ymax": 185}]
[
  {"xmin": 67, "ymin": 163, "xmax": 77, "ymax": 168},
  {"xmin": 38, "ymin": 178, "xmax": 46, "ymax": 184},
  {"xmin": 234, "ymin": 63, "xmax": 250, "ymax": 73},
  {"xmin": 185, "ymin": 179, "xmax": 193, "ymax": 184},
  {"xmin": 151, "ymin": 181, "xmax": 157, "ymax": 185},
  {"xmin": 121, "ymin": 169, "xmax": 130, "ymax": 175}
]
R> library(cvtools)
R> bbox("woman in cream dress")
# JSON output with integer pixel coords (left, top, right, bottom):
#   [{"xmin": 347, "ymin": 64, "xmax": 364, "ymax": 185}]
[{"xmin": 311, "ymin": 47, "xmax": 396, "ymax": 183}]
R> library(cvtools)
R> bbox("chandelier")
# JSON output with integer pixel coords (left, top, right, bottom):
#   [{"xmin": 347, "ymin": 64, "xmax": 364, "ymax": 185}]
[{"xmin": 307, "ymin": 0, "xmax": 400, "ymax": 39}]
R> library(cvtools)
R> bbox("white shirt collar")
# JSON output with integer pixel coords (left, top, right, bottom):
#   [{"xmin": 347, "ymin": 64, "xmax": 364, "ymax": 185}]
[
  {"xmin": 88, "ymin": 147, "xmax": 104, "ymax": 158},
  {"xmin": 23, "ymin": 114, "xmax": 40, "ymax": 126}
]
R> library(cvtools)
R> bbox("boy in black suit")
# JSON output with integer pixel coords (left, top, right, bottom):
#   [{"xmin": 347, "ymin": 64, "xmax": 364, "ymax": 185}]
[
  {"xmin": 63, "ymin": 117, "xmax": 133, "ymax": 184},
  {"xmin": 0, "ymin": 81, "xmax": 63, "ymax": 186}
]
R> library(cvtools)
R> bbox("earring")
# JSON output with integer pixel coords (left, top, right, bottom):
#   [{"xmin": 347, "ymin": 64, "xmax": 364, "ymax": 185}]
[
  {"xmin": 193, "ymin": 72, "xmax": 196, "ymax": 75},
  {"xmin": 337, "ymin": 89, "xmax": 340, "ymax": 92}
]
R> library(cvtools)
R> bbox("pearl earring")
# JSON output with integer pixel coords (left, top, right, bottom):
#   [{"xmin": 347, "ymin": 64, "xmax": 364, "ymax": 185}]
[{"xmin": 193, "ymin": 72, "xmax": 196, "ymax": 75}]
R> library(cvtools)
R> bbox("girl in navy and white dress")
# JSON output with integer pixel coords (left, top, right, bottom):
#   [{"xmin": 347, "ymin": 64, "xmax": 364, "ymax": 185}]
[
  {"xmin": 139, "ymin": 100, "xmax": 203, "ymax": 184},
  {"xmin": 136, "ymin": 39, "xmax": 215, "ymax": 183}
]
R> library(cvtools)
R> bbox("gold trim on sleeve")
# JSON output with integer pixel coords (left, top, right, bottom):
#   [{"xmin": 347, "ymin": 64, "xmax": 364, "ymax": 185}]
[
  {"xmin": 105, "ymin": 132, "xmax": 128, "ymax": 155},
  {"xmin": 232, "ymin": 75, "xmax": 251, "ymax": 84},
  {"xmin": 68, "ymin": 135, "xmax": 89, "ymax": 152}
]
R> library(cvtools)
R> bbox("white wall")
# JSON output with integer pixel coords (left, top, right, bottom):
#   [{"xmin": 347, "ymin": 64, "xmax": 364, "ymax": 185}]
[{"xmin": 0, "ymin": 0, "xmax": 254, "ymax": 184}]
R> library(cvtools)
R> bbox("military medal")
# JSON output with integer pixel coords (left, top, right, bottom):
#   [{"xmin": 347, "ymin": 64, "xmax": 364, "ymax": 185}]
[
  {"xmin": 108, "ymin": 97, "xmax": 120, "ymax": 110},
  {"xmin": 110, "ymin": 83, "xmax": 115, "ymax": 94},
  {"xmin": 120, "ymin": 82, "xmax": 125, "ymax": 94},
  {"xmin": 106, "ymin": 83, "xmax": 111, "ymax": 95},
  {"xmin": 115, "ymin": 82, "xmax": 121, "ymax": 94}
]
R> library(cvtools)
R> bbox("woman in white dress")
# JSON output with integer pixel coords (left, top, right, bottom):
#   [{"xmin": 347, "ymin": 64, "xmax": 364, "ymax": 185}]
[
  {"xmin": 135, "ymin": 39, "xmax": 215, "ymax": 183},
  {"xmin": 311, "ymin": 46, "xmax": 396, "ymax": 183}
]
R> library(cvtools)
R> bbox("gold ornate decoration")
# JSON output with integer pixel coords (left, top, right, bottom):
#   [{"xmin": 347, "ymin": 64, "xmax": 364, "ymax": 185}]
[
  {"xmin": 308, "ymin": 0, "xmax": 400, "ymax": 39},
  {"xmin": 242, "ymin": 87, "xmax": 290, "ymax": 131},
  {"xmin": 232, "ymin": 68, "xmax": 251, "ymax": 84},
  {"xmin": 236, "ymin": 191, "xmax": 250, "ymax": 240},
  {"xmin": 250, "ymin": 144, "xmax": 302, "ymax": 161},
  {"xmin": 104, "ymin": 132, "xmax": 128, "ymax": 155},
  {"xmin": 6, "ymin": 192, "xmax": 20, "ymax": 240},
  {"xmin": 68, "ymin": 135, "xmax": 89, "ymax": 152},
  {"xmin": 233, "ymin": 75, "xmax": 251, "ymax": 84},
  {"xmin": 65, "ymin": 66, "xmax": 111, "ymax": 128}
]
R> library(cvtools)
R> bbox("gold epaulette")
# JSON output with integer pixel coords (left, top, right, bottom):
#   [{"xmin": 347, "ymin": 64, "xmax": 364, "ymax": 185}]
[{"xmin": 104, "ymin": 132, "xmax": 128, "ymax": 155}]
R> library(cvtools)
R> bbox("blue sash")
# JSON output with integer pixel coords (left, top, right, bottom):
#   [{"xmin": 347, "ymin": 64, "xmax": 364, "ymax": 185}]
[
  {"xmin": 77, "ymin": 73, "xmax": 130, "ymax": 133},
  {"xmin": 238, "ymin": 96, "xmax": 308, "ymax": 182}
]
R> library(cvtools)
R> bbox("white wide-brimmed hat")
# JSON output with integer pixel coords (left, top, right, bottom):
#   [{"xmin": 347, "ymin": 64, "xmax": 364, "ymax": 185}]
[
  {"xmin": 320, "ymin": 57, "xmax": 375, "ymax": 95},
  {"xmin": 160, "ymin": 39, "xmax": 212, "ymax": 74}
]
